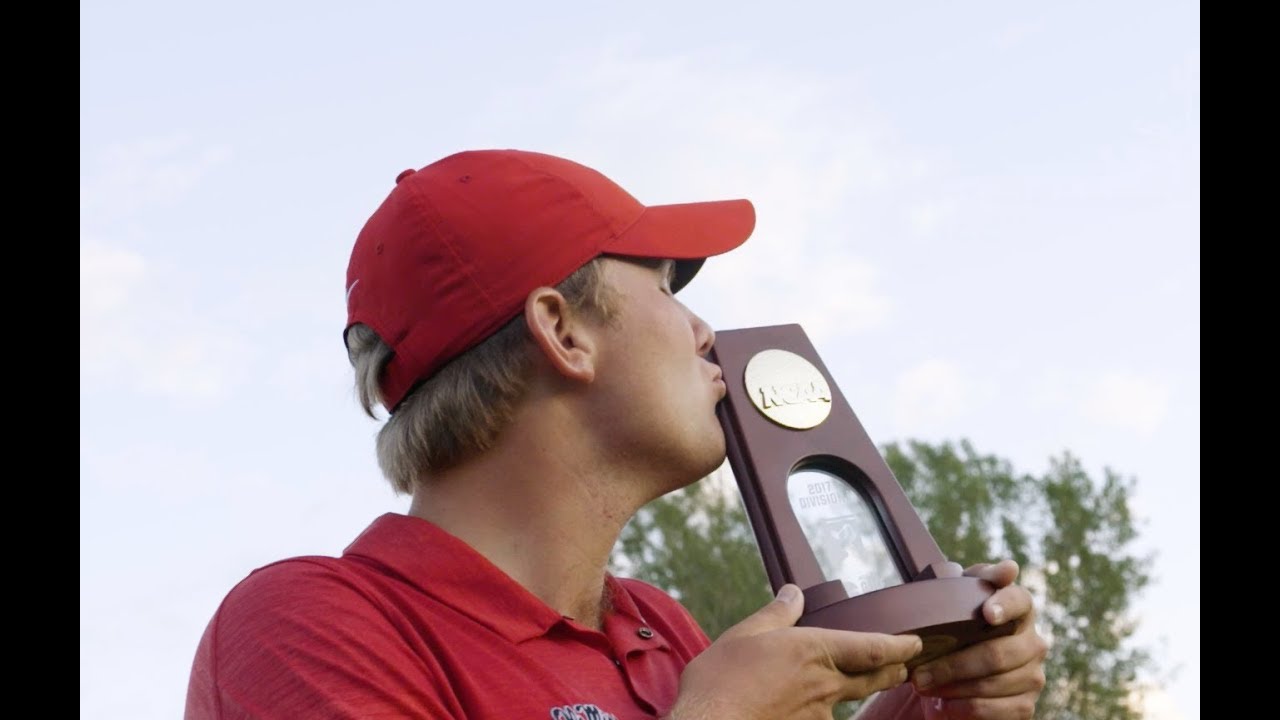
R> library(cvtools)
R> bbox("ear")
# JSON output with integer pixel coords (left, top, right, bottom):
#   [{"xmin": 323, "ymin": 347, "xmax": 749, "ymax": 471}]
[{"xmin": 524, "ymin": 287, "xmax": 598, "ymax": 384}]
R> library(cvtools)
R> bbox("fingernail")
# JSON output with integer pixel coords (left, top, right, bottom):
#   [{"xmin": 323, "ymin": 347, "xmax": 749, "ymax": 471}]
[
  {"xmin": 990, "ymin": 602, "xmax": 1005, "ymax": 624},
  {"xmin": 915, "ymin": 670, "xmax": 933, "ymax": 690},
  {"xmin": 777, "ymin": 585, "xmax": 800, "ymax": 603}
]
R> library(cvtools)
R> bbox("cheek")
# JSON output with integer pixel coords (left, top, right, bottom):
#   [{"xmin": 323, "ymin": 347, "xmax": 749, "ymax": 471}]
[{"xmin": 649, "ymin": 306, "xmax": 697, "ymax": 351}]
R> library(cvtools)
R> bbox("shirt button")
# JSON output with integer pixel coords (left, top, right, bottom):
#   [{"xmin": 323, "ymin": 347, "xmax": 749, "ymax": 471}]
[
  {"xmin": 637, "ymin": 627, "xmax": 655, "ymax": 640},
  {"xmin": 613, "ymin": 659, "xmax": 622, "ymax": 667}
]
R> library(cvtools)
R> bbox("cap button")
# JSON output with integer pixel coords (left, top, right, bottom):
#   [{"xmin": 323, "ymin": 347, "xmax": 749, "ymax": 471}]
[{"xmin": 395, "ymin": 168, "xmax": 416, "ymax": 184}]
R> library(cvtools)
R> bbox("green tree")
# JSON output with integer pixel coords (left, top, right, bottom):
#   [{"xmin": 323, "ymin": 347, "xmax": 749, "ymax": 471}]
[
  {"xmin": 612, "ymin": 440, "xmax": 1155, "ymax": 719},
  {"xmin": 881, "ymin": 439, "xmax": 1031, "ymax": 571},
  {"xmin": 1032, "ymin": 453, "xmax": 1153, "ymax": 720}
]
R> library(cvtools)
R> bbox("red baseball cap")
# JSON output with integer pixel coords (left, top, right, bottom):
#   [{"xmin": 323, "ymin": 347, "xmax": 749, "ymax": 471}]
[{"xmin": 345, "ymin": 149, "xmax": 755, "ymax": 413}]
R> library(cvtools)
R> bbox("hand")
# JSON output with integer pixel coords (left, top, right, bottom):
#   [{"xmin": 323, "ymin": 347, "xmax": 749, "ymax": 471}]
[
  {"xmin": 911, "ymin": 560, "xmax": 1049, "ymax": 720},
  {"xmin": 668, "ymin": 584, "xmax": 922, "ymax": 720}
]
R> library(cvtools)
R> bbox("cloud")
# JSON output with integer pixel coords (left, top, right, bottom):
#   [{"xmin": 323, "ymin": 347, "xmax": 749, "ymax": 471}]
[
  {"xmin": 477, "ymin": 47, "xmax": 912, "ymax": 343},
  {"xmin": 81, "ymin": 240, "xmax": 146, "ymax": 320},
  {"xmin": 1029, "ymin": 367, "xmax": 1174, "ymax": 438},
  {"xmin": 79, "ymin": 237, "xmax": 252, "ymax": 404},
  {"xmin": 80, "ymin": 237, "xmax": 148, "ymax": 383},
  {"xmin": 890, "ymin": 359, "xmax": 970, "ymax": 433},
  {"xmin": 1080, "ymin": 371, "xmax": 1171, "ymax": 436},
  {"xmin": 908, "ymin": 198, "xmax": 959, "ymax": 238},
  {"xmin": 696, "ymin": 247, "xmax": 891, "ymax": 344},
  {"xmin": 997, "ymin": 20, "xmax": 1045, "ymax": 49},
  {"xmin": 80, "ymin": 134, "xmax": 230, "ymax": 227},
  {"xmin": 80, "ymin": 135, "xmax": 252, "ymax": 405}
]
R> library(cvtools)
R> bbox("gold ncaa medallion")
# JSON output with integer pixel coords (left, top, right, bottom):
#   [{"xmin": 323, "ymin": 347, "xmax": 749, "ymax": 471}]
[{"xmin": 743, "ymin": 349, "xmax": 833, "ymax": 430}]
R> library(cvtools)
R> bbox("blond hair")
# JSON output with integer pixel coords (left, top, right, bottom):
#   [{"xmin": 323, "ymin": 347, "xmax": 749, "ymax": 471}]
[{"xmin": 346, "ymin": 258, "xmax": 617, "ymax": 493}]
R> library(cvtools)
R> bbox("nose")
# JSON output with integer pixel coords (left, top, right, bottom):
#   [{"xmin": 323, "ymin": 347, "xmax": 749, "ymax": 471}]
[{"xmin": 688, "ymin": 306, "xmax": 715, "ymax": 357}]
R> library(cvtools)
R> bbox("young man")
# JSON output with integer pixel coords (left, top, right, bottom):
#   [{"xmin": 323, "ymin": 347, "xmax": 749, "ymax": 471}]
[{"xmin": 185, "ymin": 150, "xmax": 1046, "ymax": 719}]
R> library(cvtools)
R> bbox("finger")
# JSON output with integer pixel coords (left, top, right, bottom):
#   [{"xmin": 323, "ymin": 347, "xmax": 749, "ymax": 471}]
[
  {"xmin": 919, "ymin": 661, "xmax": 1047, "ymax": 701},
  {"xmin": 836, "ymin": 661, "xmax": 911, "ymax": 702},
  {"xmin": 963, "ymin": 559, "xmax": 1019, "ymax": 588},
  {"xmin": 819, "ymin": 630, "xmax": 923, "ymax": 674},
  {"xmin": 910, "ymin": 629, "xmax": 1045, "ymax": 692},
  {"xmin": 981, "ymin": 584, "xmax": 1034, "ymax": 627},
  {"xmin": 717, "ymin": 584, "xmax": 804, "ymax": 640}
]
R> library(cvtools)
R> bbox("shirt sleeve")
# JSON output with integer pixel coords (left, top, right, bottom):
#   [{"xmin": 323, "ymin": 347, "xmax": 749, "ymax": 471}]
[{"xmin": 184, "ymin": 559, "xmax": 462, "ymax": 720}]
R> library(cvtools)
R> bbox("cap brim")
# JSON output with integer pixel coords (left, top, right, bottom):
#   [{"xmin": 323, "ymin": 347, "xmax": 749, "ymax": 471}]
[{"xmin": 605, "ymin": 199, "xmax": 755, "ymax": 292}]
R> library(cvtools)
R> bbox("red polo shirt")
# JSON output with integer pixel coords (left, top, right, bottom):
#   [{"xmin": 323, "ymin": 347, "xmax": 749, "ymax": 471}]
[{"xmin": 185, "ymin": 513, "xmax": 711, "ymax": 719}]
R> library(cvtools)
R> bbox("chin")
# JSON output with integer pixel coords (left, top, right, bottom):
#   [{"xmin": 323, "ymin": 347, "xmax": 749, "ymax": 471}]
[
  {"xmin": 650, "ymin": 445, "xmax": 724, "ymax": 498},
  {"xmin": 688, "ymin": 436, "xmax": 729, "ymax": 484}
]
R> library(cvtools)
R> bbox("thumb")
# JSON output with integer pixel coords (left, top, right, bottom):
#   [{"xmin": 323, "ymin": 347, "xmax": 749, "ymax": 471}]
[
  {"xmin": 718, "ymin": 584, "xmax": 805, "ymax": 640},
  {"xmin": 964, "ymin": 559, "xmax": 1019, "ymax": 588}
]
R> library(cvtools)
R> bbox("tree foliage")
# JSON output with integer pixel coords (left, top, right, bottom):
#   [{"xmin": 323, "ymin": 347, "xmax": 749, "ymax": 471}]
[{"xmin": 612, "ymin": 439, "xmax": 1155, "ymax": 719}]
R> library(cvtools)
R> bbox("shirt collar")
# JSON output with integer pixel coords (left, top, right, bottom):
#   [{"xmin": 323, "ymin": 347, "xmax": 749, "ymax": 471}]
[
  {"xmin": 343, "ymin": 513, "xmax": 565, "ymax": 643},
  {"xmin": 603, "ymin": 574, "xmax": 647, "ymax": 625},
  {"xmin": 343, "ymin": 513, "xmax": 653, "ymax": 645}
]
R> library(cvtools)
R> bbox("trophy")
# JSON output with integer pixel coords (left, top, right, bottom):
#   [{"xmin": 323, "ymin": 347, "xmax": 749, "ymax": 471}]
[{"xmin": 710, "ymin": 324, "xmax": 1015, "ymax": 667}]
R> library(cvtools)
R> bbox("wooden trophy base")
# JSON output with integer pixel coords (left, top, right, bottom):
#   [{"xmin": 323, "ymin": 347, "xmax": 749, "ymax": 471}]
[{"xmin": 798, "ymin": 575, "xmax": 1016, "ymax": 668}]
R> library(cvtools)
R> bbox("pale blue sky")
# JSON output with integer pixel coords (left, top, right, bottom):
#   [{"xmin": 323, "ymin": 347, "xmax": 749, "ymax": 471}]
[{"xmin": 80, "ymin": 2, "xmax": 1199, "ymax": 718}]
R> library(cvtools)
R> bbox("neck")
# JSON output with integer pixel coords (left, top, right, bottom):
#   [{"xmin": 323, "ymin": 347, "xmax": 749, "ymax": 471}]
[{"xmin": 407, "ymin": 397, "xmax": 651, "ymax": 630}]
